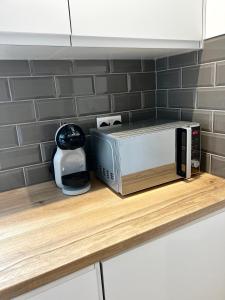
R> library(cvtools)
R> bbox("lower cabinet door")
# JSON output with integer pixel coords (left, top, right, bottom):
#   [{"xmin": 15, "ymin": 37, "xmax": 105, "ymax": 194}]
[
  {"xmin": 14, "ymin": 264, "xmax": 102, "ymax": 300},
  {"xmin": 101, "ymin": 210, "xmax": 225, "ymax": 300}
]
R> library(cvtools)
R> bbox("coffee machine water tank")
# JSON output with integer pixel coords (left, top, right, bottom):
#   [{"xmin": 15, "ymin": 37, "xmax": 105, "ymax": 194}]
[{"xmin": 53, "ymin": 124, "xmax": 91, "ymax": 196}]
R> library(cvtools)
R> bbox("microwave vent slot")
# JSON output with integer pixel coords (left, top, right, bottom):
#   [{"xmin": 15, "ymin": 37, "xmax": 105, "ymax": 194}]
[{"xmin": 97, "ymin": 164, "xmax": 114, "ymax": 181}]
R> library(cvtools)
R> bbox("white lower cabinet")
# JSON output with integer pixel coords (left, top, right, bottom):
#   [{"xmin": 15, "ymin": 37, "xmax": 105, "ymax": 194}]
[
  {"xmin": 13, "ymin": 264, "xmax": 103, "ymax": 300},
  {"xmin": 101, "ymin": 210, "xmax": 225, "ymax": 300}
]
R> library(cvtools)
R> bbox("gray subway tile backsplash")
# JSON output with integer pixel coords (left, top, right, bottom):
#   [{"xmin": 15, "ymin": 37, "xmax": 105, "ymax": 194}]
[
  {"xmin": 168, "ymin": 89, "xmax": 195, "ymax": 108},
  {"xmin": 56, "ymin": 75, "xmax": 94, "ymax": 97},
  {"xmin": 0, "ymin": 168, "xmax": 25, "ymax": 192},
  {"xmin": 95, "ymin": 74, "xmax": 128, "ymax": 94},
  {"xmin": 113, "ymin": 92, "xmax": 141, "ymax": 112},
  {"xmin": 111, "ymin": 60, "xmax": 142, "ymax": 73},
  {"xmin": 10, "ymin": 77, "xmax": 56, "ymax": 100},
  {"xmin": 0, "ymin": 79, "xmax": 11, "ymax": 102},
  {"xmin": 0, "ymin": 101, "xmax": 36, "ymax": 125},
  {"xmin": 35, "ymin": 98, "xmax": 75, "ymax": 121},
  {"xmin": 182, "ymin": 64, "xmax": 214, "ymax": 88},
  {"xmin": 77, "ymin": 95, "xmax": 111, "ymax": 116},
  {"xmin": 129, "ymin": 72, "xmax": 155, "ymax": 91},
  {"xmin": 0, "ymin": 59, "xmax": 156, "ymax": 192}
]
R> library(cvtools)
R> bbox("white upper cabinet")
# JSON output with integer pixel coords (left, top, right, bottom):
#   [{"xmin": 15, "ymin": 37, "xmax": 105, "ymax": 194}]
[
  {"xmin": 69, "ymin": 0, "xmax": 204, "ymax": 58},
  {"xmin": 0, "ymin": 0, "xmax": 71, "ymax": 46},
  {"xmin": 206, "ymin": 0, "xmax": 225, "ymax": 39}
]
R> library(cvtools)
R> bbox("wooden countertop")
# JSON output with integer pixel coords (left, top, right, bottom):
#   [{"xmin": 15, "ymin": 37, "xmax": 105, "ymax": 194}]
[{"xmin": 1, "ymin": 173, "xmax": 225, "ymax": 299}]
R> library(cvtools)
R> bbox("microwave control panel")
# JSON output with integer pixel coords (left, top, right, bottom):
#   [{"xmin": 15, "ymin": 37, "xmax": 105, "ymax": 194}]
[{"xmin": 191, "ymin": 126, "xmax": 201, "ymax": 174}]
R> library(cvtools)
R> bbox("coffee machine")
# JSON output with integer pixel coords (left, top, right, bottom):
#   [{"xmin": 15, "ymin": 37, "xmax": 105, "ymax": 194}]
[{"xmin": 53, "ymin": 124, "xmax": 91, "ymax": 196}]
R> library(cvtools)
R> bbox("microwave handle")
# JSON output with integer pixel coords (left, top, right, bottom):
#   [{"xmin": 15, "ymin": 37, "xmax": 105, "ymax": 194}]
[{"xmin": 176, "ymin": 127, "xmax": 192, "ymax": 179}]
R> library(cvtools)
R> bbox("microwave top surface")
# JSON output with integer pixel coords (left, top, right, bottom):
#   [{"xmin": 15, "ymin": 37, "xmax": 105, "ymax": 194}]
[{"xmin": 91, "ymin": 120, "xmax": 200, "ymax": 140}]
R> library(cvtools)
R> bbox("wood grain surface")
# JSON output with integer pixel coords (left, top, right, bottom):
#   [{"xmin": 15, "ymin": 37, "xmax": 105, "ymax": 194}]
[{"xmin": 0, "ymin": 173, "xmax": 225, "ymax": 299}]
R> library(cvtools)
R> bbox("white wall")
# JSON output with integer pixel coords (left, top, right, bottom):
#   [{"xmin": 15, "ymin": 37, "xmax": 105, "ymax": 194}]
[{"xmin": 206, "ymin": 0, "xmax": 225, "ymax": 39}]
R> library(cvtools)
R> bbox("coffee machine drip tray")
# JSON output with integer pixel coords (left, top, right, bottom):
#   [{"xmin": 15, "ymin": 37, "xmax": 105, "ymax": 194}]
[{"xmin": 62, "ymin": 171, "xmax": 90, "ymax": 189}]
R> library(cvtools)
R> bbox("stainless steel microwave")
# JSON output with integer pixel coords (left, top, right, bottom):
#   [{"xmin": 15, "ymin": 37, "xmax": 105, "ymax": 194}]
[{"xmin": 90, "ymin": 121, "xmax": 201, "ymax": 195}]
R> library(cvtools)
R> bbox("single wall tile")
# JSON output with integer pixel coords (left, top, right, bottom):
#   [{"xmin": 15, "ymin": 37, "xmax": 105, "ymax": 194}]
[
  {"xmin": 129, "ymin": 72, "xmax": 155, "ymax": 91},
  {"xmin": 214, "ymin": 112, "xmax": 225, "ymax": 134},
  {"xmin": 0, "ymin": 101, "xmax": 35, "ymax": 125},
  {"xmin": 10, "ymin": 77, "xmax": 56, "ymax": 100},
  {"xmin": 216, "ymin": 61, "xmax": 225, "ymax": 86},
  {"xmin": 156, "ymin": 90, "xmax": 167, "ymax": 107},
  {"xmin": 156, "ymin": 58, "xmax": 168, "ymax": 71},
  {"xmin": 41, "ymin": 142, "xmax": 56, "ymax": 162},
  {"xmin": 0, "ymin": 60, "xmax": 30, "ymax": 76},
  {"xmin": 201, "ymin": 132, "xmax": 225, "ymax": 156},
  {"xmin": 30, "ymin": 60, "xmax": 73, "ymax": 75},
  {"xmin": 142, "ymin": 91, "xmax": 156, "ymax": 108},
  {"xmin": 168, "ymin": 89, "xmax": 195, "ymax": 108},
  {"xmin": 142, "ymin": 60, "xmax": 155, "ymax": 72},
  {"xmin": 0, "ymin": 79, "xmax": 11, "ymax": 102},
  {"xmin": 168, "ymin": 51, "xmax": 197, "ymax": 68},
  {"xmin": 197, "ymin": 88, "xmax": 225, "ymax": 110},
  {"xmin": 74, "ymin": 60, "xmax": 109, "ymax": 74},
  {"xmin": 211, "ymin": 155, "xmax": 225, "ymax": 178},
  {"xmin": 157, "ymin": 108, "xmax": 180, "ymax": 120},
  {"xmin": 17, "ymin": 122, "xmax": 59, "ymax": 145},
  {"xmin": 111, "ymin": 60, "xmax": 141, "ymax": 73},
  {"xmin": 0, "ymin": 145, "xmax": 41, "ymax": 171},
  {"xmin": 181, "ymin": 109, "xmax": 212, "ymax": 132},
  {"xmin": 56, "ymin": 75, "xmax": 94, "ymax": 97},
  {"xmin": 0, "ymin": 126, "xmax": 18, "ymax": 149},
  {"xmin": 77, "ymin": 95, "xmax": 111, "ymax": 116},
  {"xmin": 95, "ymin": 74, "xmax": 128, "ymax": 94},
  {"xmin": 130, "ymin": 109, "xmax": 156, "ymax": 122},
  {"xmin": 157, "ymin": 69, "xmax": 181, "ymax": 89},
  {"xmin": 113, "ymin": 92, "xmax": 141, "ymax": 112},
  {"xmin": 198, "ymin": 35, "xmax": 225, "ymax": 63},
  {"xmin": 24, "ymin": 163, "xmax": 52, "ymax": 185},
  {"xmin": 182, "ymin": 64, "xmax": 214, "ymax": 88},
  {"xmin": 35, "ymin": 98, "xmax": 75, "ymax": 121},
  {"xmin": 0, "ymin": 169, "xmax": 25, "ymax": 192}
]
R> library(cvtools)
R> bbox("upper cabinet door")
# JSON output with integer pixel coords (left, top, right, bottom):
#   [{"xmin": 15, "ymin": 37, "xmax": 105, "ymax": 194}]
[
  {"xmin": 69, "ymin": 0, "xmax": 203, "ymax": 42},
  {"xmin": 0, "ymin": 0, "xmax": 71, "ymax": 46},
  {"xmin": 206, "ymin": 0, "xmax": 225, "ymax": 39}
]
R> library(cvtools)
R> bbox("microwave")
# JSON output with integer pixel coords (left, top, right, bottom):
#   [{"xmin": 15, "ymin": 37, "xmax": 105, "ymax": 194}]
[{"xmin": 90, "ymin": 121, "xmax": 201, "ymax": 195}]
